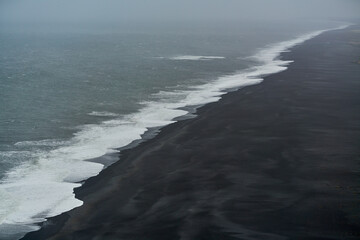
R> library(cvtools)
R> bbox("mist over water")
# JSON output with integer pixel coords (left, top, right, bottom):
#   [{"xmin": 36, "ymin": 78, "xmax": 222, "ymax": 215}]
[
  {"xmin": 0, "ymin": 0, "xmax": 359, "ymax": 239},
  {"xmin": 1, "ymin": 0, "xmax": 359, "ymax": 26}
]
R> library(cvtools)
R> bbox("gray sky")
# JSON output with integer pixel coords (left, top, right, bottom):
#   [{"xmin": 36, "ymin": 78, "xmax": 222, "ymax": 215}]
[{"xmin": 1, "ymin": 0, "xmax": 359, "ymax": 26}]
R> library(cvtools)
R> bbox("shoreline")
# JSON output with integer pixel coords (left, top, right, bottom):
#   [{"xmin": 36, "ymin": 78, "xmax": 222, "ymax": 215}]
[
  {"xmin": 3, "ymin": 26, "xmax": 338, "ymax": 239},
  {"xmin": 23, "ymin": 25, "xmax": 360, "ymax": 239}
]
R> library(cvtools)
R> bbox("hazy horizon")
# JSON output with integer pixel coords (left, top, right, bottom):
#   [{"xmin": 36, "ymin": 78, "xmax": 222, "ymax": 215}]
[{"xmin": 1, "ymin": 0, "xmax": 359, "ymax": 33}]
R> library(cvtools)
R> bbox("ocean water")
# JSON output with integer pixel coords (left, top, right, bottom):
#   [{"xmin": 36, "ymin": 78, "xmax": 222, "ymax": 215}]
[{"xmin": 0, "ymin": 20, "xmax": 348, "ymax": 239}]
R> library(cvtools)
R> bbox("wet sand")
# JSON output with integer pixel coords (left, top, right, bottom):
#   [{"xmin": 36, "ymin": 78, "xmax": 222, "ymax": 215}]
[{"xmin": 23, "ymin": 26, "xmax": 360, "ymax": 240}]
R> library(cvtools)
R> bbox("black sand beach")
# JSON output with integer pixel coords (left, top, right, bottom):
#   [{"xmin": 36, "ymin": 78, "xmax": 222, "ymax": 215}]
[{"xmin": 23, "ymin": 26, "xmax": 360, "ymax": 240}]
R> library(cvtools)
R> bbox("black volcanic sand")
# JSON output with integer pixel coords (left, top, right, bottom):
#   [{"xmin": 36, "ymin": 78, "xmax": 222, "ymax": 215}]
[{"xmin": 23, "ymin": 27, "xmax": 360, "ymax": 240}]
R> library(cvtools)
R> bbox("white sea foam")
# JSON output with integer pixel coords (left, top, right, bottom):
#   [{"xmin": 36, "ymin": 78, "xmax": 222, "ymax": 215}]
[
  {"xmin": 0, "ymin": 24, "xmax": 350, "ymax": 239},
  {"xmin": 14, "ymin": 139, "xmax": 66, "ymax": 147},
  {"xmin": 87, "ymin": 111, "xmax": 119, "ymax": 117},
  {"xmin": 168, "ymin": 55, "xmax": 225, "ymax": 61}
]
